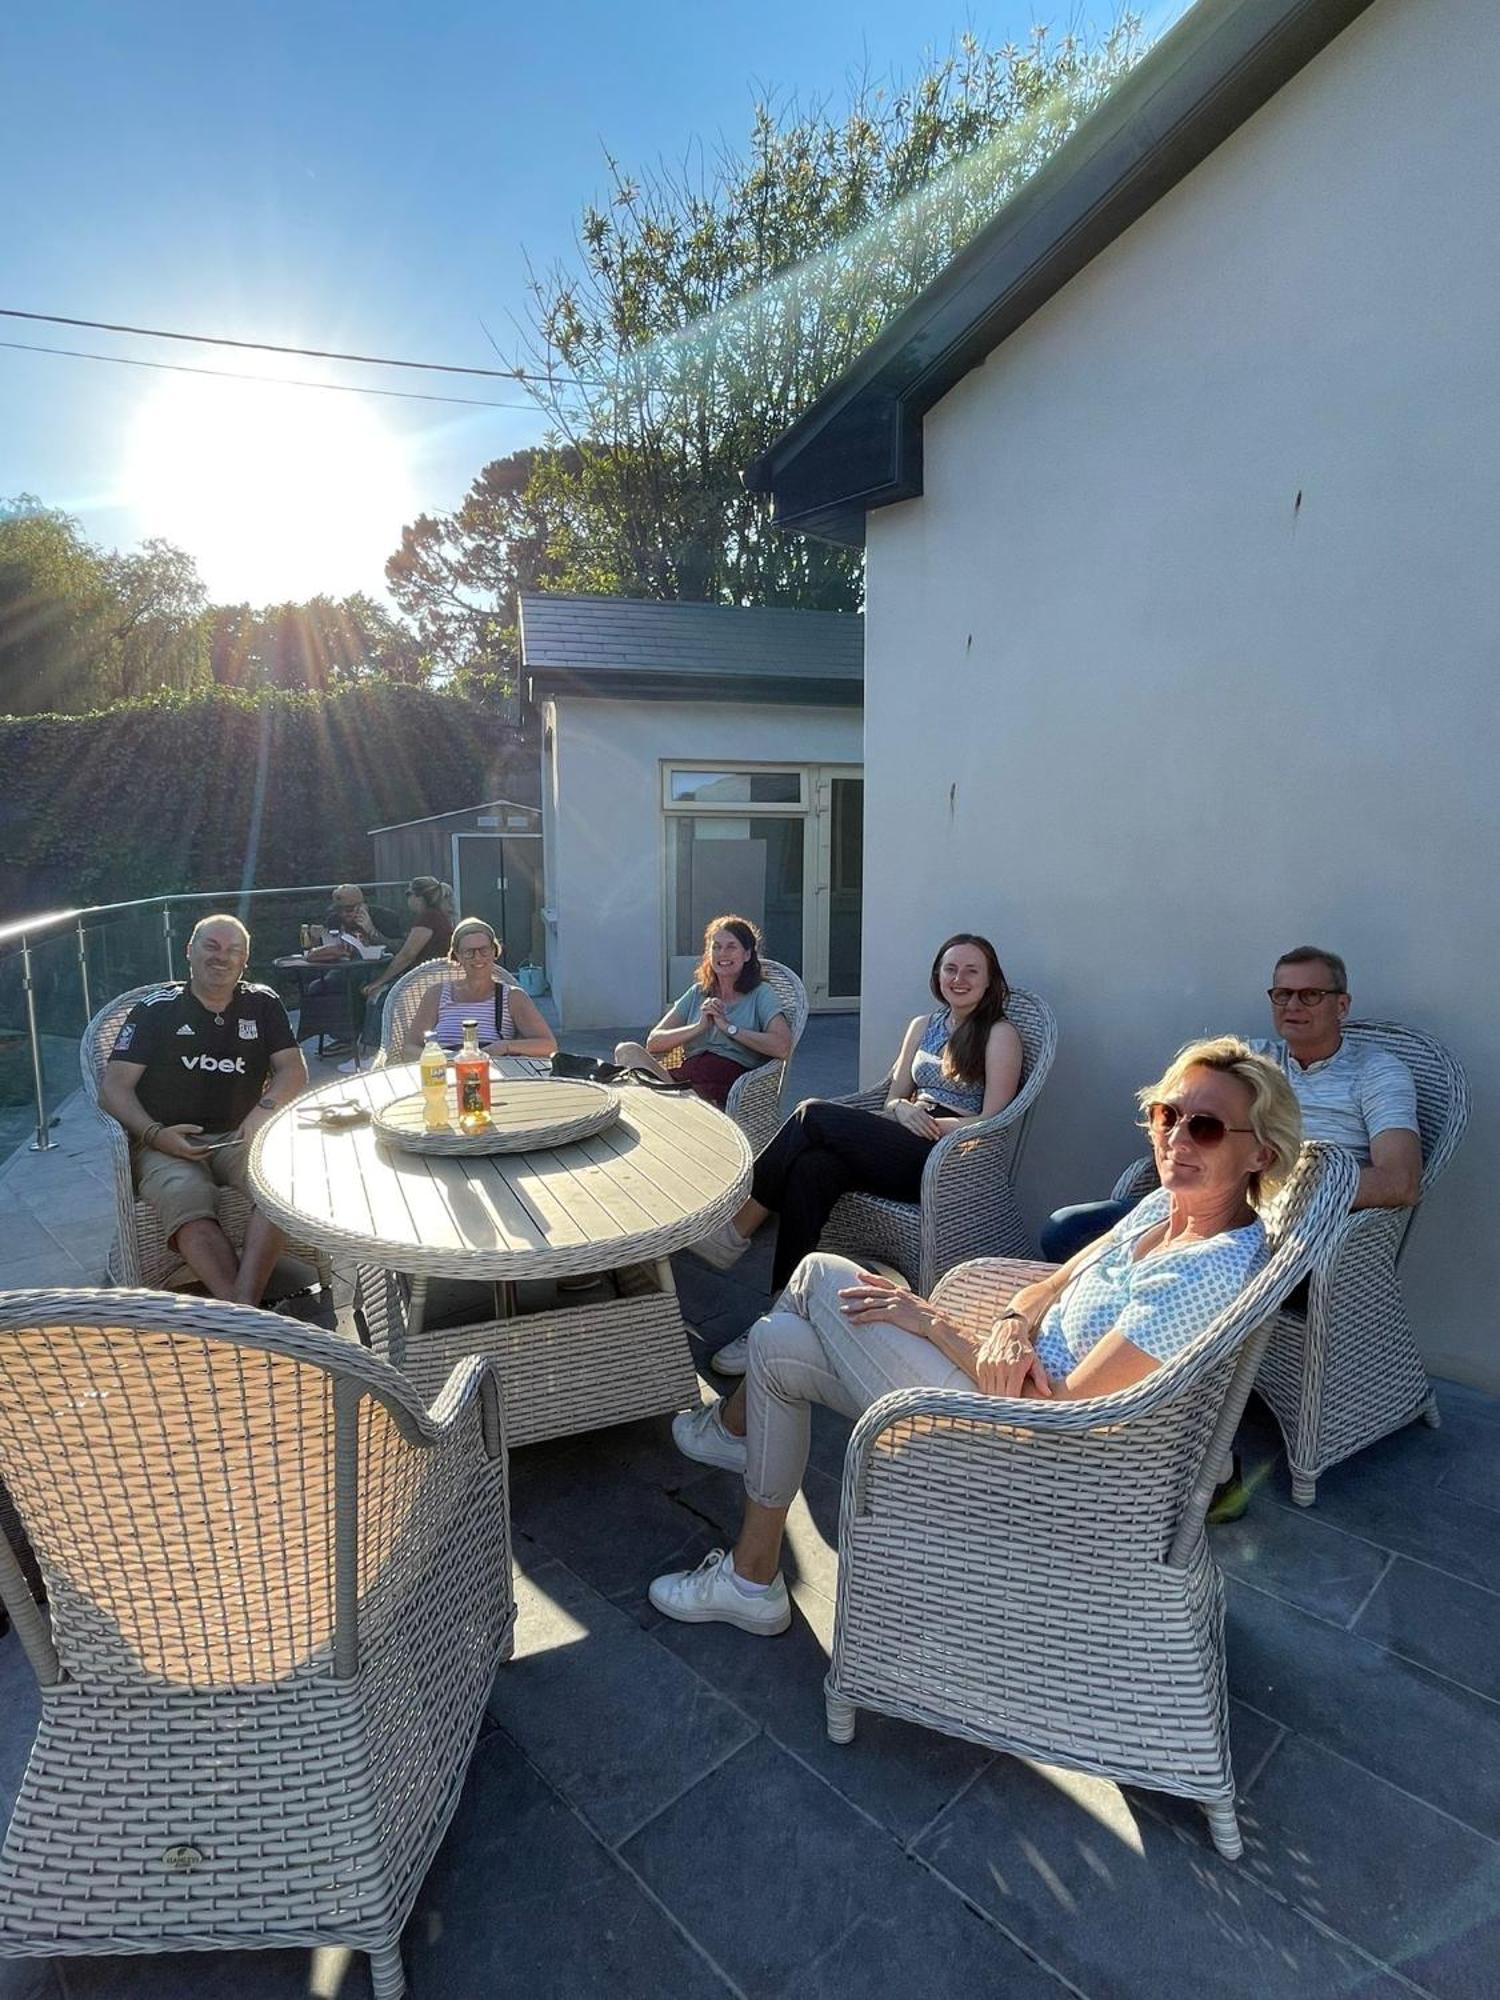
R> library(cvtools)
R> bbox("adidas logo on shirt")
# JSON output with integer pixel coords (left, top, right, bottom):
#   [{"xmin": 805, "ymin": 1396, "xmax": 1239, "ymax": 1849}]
[{"xmin": 176, "ymin": 1023, "xmax": 196, "ymax": 1037}]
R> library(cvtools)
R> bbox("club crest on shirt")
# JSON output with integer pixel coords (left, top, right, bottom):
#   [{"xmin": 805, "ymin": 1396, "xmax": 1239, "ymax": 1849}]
[{"xmin": 238, "ymin": 1018, "xmax": 259, "ymax": 1040}]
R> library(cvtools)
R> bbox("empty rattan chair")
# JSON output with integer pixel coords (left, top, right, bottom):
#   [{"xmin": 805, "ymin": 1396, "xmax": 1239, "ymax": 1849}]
[
  {"xmin": 817, "ymin": 989, "xmax": 1058, "ymax": 1294},
  {"xmin": 1110, "ymin": 1021, "xmax": 1468, "ymax": 1504},
  {"xmin": 81, "ymin": 987, "xmax": 332, "ymax": 1293},
  {"xmin": 0, "ymin": 1287, "xmax": 515, "ymax": 1998},
  {"xmin": 823, "ymin": 1142, "xmax": 1359, "ymax": 1861}
]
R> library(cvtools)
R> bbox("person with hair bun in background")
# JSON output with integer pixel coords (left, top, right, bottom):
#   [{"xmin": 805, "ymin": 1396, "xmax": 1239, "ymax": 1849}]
[{"xmin": 342, "ymin": 877, "xmax": 456, "ymax": 1072}]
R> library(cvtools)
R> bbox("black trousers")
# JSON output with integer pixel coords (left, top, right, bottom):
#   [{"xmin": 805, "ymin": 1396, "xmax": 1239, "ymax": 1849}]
[{"xmin": 752, "ymin": 1099, "xmax": 936, "ymax": 1290}]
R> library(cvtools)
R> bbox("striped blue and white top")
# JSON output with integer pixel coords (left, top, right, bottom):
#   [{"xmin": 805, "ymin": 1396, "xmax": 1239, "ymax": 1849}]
[{"xmin": 1247, "ymin": 1037, "xmax": 1418, "ymax": 1163}]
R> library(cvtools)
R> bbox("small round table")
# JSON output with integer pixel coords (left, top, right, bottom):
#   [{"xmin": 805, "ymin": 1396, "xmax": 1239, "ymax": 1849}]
[
  {"xmin": 249, "ymin": 1057, "xmax": 751, "ymax": 1445},
  {"xmin": 274, "ymin": 952, "xmax": 389, "ymax": 1050}
]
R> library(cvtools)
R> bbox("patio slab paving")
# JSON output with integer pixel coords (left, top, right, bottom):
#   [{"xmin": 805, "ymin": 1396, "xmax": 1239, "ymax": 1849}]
[{"xmin": 0, "ymin": 1012, "xmax": 1497, "ymax": 1997}]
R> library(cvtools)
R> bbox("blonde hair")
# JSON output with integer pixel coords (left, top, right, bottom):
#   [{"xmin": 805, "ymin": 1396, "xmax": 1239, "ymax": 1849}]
[{"xmin": 1138, "ymin": 1035, "xmax": 1302, "ymax": 1209}]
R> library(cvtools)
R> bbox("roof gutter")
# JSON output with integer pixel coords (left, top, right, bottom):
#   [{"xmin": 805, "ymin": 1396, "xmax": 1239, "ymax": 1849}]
[{"xmin": 743, "ymin": 0, "xmax": 1378, "ymax": 547}]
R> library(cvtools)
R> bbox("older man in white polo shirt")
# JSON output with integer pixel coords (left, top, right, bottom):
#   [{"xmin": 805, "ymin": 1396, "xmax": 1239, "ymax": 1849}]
[
  {"xmin": 1246, "ymin": 945, "xmax": 1421, "ymax": 1211},
  {"xmin": 1040, "ymin": 944, "xmax": 1421, "ymax": 1267}
]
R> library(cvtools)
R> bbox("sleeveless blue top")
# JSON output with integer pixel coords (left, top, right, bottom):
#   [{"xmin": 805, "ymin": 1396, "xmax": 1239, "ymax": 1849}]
[{"xmin": 909, "ymin": 1009, "xmax": 985, "ymax": 1116}]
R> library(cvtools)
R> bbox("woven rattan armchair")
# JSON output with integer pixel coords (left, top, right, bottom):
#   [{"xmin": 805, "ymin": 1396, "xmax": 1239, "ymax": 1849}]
[
  {"xmin": 81, "ymin": 987, "xmax": 331, "ymax": 1293},
  {"xmin": 0, "ymin": 1287, "xmax": 514, "ymax": 1999},
  {"xmin": 371, "ymin": 959, "xmax": 455, "ymax": 1067},
  {"xmin": 655, "ymin": 959, "xmax": 809, "ymax": 1148},
  {"xmin": 1110, "ymin": 1021, "xmax": 1468, "ymax": 1504},
  {"xmin": 824, "ymin": 1142, "xmax": 1359, "ymax": 1861},
  {"xmin": 817, "ymin": 989, "xmax": 1058, "ymax": 1293}
]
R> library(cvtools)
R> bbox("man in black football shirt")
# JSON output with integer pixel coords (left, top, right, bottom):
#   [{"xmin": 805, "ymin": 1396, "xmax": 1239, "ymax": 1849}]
[{"xmin": 100, "ymin": 914, "xmax": 308, "ymax": 1303}]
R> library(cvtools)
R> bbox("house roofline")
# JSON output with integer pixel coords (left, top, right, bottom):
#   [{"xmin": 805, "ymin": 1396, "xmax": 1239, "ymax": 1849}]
[
  {"xmin": 527, "ymin": 668, "xmax": 861, "ymax": 708},
  {"xmin": 742, "ymin": 0, "xmax": 1378, "ymax": 546}
]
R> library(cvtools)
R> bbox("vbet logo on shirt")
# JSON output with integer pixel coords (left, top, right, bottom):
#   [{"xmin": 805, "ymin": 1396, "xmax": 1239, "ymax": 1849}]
[{"xmin": 181, "ymin": 1054, "xmax": 248, "ymax": 1074}]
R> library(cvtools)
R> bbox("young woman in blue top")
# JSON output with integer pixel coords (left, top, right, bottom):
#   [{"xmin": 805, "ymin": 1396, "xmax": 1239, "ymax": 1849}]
[
  {"xmin": 614, "ymin": 915, "xmax": 792, "ymax": 1110},
  {"xmin": 694, "ymin": 933, "xmax": 1023, "ymax": 1305},
  {"xmin": 654, "ymin": 1037, "xmax": 1301, "ymax": 1636}
]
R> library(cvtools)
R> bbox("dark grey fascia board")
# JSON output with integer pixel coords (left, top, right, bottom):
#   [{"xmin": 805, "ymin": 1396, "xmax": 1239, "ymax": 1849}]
[
  {"xmin": 527, "ymin": 669, "xmax": 862, "ymax": 708},
  {"xmin": 744, "ymin": 0, "xmax": 1378, "ymax": 544}
]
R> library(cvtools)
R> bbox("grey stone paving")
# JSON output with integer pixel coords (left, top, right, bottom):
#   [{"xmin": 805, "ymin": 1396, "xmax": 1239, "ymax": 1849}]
[{"xmin": 0, "ymin": 1015, "xmax": 1497, "ymax": 1997}]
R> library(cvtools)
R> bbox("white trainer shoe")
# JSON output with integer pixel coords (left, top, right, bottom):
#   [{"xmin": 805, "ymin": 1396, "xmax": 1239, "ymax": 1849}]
[
  {"xmin": 649, "ymin": 1550, "xmax": 791, "ymax": 1635},
  {"xmin": 711, "ymin": 1334, "xmax": 750, "ymax": 1376},
  {"xmin": 690, "ymin": 1217, "xmax": 750, "ymax": 1271},
  {"xmin": 672, "ymin": 1400, "xmax": 748, "ymax": 1474}
]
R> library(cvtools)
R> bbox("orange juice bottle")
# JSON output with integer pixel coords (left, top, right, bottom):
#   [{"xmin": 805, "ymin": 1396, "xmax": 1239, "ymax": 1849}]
[
  {"xmin": 419, "ymin": 1032, "xmax": 449, "ymax": 1131},
  {"xmin": 455, "ymin": 1018, "xmax": 492, "ymax": 1134}
]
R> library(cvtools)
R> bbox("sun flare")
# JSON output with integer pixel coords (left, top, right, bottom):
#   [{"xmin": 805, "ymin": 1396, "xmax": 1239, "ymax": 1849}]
[{"xmin": 123, "ymin": 368, "xmax": 417, "ymax": 604}]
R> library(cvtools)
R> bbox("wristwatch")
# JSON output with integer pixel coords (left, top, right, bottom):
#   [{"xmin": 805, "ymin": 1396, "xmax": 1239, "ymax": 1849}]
[{"xmin": 725, "ymin": 1021, "xmax": 739, "ymax": 1039}]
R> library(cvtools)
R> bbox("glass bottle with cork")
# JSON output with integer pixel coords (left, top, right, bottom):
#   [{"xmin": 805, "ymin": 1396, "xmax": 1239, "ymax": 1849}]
[
  {"xmin": 419, "ymin": 1031, "xmax": 449, "ymax": 1131},
  {"xmin": 454, "ymin": 1018, "xmax": 492, "ymax": 1134}
]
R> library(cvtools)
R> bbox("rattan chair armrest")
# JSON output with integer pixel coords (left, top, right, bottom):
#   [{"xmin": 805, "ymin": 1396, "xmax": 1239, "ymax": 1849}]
[
  {"xmin": 1110, "ymin": 1153, "xmax": 1159, "ymax": 1203},
  {"xmin": 424, "ymin": 1353, "xmax": 508, "ymax": 1459},
  {"xmin": 828, "ymin": 1068, "xmax": 895, "ymax": 1115},
  {"xmin": 927, "ymin": 1256, "xmax": 1058, "ymax": 1335},
  {"xmin": 918, "ymin": 1105, "xmax": 1025, "ymax": 1207}
]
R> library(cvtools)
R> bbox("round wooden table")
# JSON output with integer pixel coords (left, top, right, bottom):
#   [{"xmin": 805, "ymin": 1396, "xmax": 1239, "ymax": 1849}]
[{"xmin": 249, "ymin": 1056, "xmax": 751, "ymax": 1445}]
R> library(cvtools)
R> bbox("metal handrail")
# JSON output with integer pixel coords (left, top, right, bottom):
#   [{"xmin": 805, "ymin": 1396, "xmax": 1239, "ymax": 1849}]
[{"xmin": 0, "ymin": 880, "xmax": 409, "ymax": 1153}]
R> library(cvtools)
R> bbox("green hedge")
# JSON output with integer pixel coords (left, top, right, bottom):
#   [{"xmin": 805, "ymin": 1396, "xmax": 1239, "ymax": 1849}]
[{"xmin": 0, "ymin": 683, "xmax": 536, "ymax": 910}]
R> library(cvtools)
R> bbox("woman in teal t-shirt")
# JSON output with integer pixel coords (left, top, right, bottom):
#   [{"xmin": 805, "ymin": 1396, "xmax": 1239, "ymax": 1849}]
[{"xmin": 615, "ymin": 915, "xmax": 792, "ymax": 1109}]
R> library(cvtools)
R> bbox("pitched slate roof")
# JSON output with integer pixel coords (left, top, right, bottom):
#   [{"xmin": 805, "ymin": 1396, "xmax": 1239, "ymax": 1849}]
[
  {"xmin": 744, "ymin": 0, "xmax": 1377, "ymax": 546},
  {"xmin": 518, "ymin": 592, "xmax": 862, "ymax": 706}
]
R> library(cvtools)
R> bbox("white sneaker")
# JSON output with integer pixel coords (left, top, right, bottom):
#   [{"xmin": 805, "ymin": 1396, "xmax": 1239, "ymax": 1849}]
[
  {"xmin": 649, "ymin": 1550, "xmax": 791, "ymax": 1635},
  {"xmin": 336, "ymin": 1056, "xmax": 362, "ymax": 1075},
  {"xmin": 690, "ymin": 1216, "xmax": 750, "ymax": 1271},
  {"xmin": 672, "ymin": 1400, "xmax": 748, "ymax": 1473},
  {"xmin": 712, "ymin": 1334, "xmax": 750, "ymax": 1376}
]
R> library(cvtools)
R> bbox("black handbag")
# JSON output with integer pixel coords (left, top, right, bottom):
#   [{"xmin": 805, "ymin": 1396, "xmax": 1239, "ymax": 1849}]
[{"xmin": 548, "ymin": 1051, "xmax": 688, "ymax": 1091}]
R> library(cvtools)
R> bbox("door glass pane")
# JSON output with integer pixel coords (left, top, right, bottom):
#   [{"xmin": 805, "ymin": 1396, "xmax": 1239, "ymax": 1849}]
[
  {"xmin": 827, "ymin": 778, "xmax": 863, "ymax": 998},
  {"xmin": 671, "ymin": 816, "xmax": 804, "ymax": 974},
  {"xmin": 669, "ymin": 769, "xmax": 802, "ymax": 806}
]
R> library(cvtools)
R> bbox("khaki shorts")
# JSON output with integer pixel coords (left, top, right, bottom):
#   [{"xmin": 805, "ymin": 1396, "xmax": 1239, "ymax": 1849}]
[{"xmin": 133, "ymin": 1135, "xmax": 252, "ymax": 1246}]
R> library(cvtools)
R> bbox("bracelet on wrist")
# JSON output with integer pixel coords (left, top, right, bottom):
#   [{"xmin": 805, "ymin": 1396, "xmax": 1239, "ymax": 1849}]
[{"xmin": 141, "ymin": 1121, "xmax": 163, "ymax": 1150}]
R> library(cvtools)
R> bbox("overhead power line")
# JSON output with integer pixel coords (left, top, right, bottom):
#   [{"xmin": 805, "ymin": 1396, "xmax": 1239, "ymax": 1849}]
[
  {"xmin": 0, "ymin": 337, "xmax": 545, "ymax": 411},
  {"xmin": 0, "ymin": 304, "xmax": 580, "ymax": 382},
  {"xmin": 0, "ymin": 305, "xmax": 584, "ymax": 385}
]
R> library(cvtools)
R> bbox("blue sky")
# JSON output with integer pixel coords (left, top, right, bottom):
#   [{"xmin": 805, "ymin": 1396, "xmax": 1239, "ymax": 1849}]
[{"xmin": 2, "ymin": 1, "xmax": 1182, "ymax": 604}]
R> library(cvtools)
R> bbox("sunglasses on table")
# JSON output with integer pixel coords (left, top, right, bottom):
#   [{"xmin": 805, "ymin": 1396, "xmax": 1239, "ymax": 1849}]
[
  {"xmin": 1145, "ymin": 1101, "xmax": 1256, "ymax": 1147},
  {"xmin": 1267, "ymin": 986, "xmax": 1343, "ymax": 1007}
]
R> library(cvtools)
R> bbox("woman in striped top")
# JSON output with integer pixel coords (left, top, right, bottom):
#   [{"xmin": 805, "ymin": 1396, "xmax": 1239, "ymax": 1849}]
[{"xmin": 402, "ymin": 919, "xmax": 556, "ymax": 1058}]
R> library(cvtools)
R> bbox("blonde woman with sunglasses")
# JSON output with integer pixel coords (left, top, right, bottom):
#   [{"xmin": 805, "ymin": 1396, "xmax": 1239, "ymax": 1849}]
[{"xmin": 653, "ymin": 1037, "xmax": 1301, "ymax": 1637}]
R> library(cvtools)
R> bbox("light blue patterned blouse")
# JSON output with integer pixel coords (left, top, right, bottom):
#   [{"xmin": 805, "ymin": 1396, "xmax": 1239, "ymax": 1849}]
[
  {"xmin": 1033, "ymin": 1187, "xmax": 1267, "ymax": 1384},
  {"xmin": 909, "ymin": 1009, "xmax": 985, "ymax": 1116}
]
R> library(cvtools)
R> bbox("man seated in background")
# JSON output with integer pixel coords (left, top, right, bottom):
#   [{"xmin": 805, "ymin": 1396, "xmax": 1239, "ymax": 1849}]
[
  {"xmin": 1040, "ymin": 944, "xmax": 1421, "ymax": 1267},
  {"xmin": 319, "ymin": 882, "xmax": 379, "ymax": 948},
  {"xmin": 100, "ymin": 913, "xmax": 308, "ymax": 1305}
]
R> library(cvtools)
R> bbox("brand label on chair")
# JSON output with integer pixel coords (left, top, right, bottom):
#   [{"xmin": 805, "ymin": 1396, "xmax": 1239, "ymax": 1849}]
[{"xmin": 161, "ymin": 1844, "xmax": 205, "ymax": 1872}]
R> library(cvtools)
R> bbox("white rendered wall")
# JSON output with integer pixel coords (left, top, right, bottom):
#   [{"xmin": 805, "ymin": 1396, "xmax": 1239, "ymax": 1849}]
[
  {"xmin": 860, "ymin": 0, "xmax": 1500, "ymax": 1385},
  {"xmin": 545, "ymin": 696, "xmax": 862, "ymax": 1030}
]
